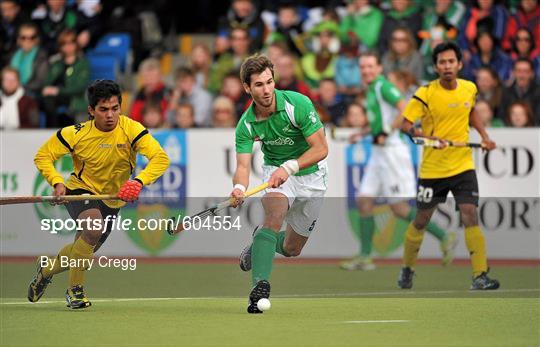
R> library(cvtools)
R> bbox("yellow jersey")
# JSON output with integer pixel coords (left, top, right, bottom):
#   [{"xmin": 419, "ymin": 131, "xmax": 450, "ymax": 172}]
[
  {"xmin": 403, "ymin": 79, "xmax": 477, "ymax": 179},
  {"xmin": 34, "ymin": 115, "xmax": 170, "ymax": 208}
]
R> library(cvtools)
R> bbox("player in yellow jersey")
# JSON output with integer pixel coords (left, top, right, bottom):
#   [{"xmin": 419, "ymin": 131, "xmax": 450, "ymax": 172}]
[
  {"xmin": 28, "ymin": 80, "xmax": 170, "ymax": 308},
  {"xmin": 397, "ymin": 42, "xmax": 500, "ymax": 290}
]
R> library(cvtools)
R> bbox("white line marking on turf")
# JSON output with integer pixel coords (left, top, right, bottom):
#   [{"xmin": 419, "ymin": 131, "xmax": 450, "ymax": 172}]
[
  {"xmin": 272, "ymin": 288, "xmax": 540, "ymax": 298},
  {"xmin": 342, "ymin": 320, "xmax": 409, "ymax": 324},
  {"xmin": 1, "ymin": 288, "xmax": 538, "ymax": 305},
  {"xmin": 0, "ymin": 297, "xmax": 226, "ymax": 305}
]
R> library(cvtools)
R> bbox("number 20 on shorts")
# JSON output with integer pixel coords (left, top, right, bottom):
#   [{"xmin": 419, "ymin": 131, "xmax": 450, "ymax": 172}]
[{"xmin": 417, "ymin": 186, "xmax": 434, "ymax": 203}]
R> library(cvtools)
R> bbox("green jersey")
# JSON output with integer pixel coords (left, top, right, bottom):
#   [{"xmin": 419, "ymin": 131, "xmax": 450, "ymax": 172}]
[
  {"xmin": 365, "ymin": 75, "xmax": 404, "ymax": 141},
  {"xmin": 235, "ymin": 89, "xmax": 323, "ymax": 176}
]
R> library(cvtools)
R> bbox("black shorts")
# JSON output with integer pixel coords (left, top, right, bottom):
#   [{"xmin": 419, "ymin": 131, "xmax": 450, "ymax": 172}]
[
  {"xmin": 416, "ymin": 170, "xmax": 479, "ymax": 210},
  {"xmin": 65, "ymin": 188, "xmax": 120, "ymax": 244}
]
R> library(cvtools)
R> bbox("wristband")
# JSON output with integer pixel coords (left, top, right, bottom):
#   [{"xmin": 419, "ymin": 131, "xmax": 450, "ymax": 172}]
[
  {"xmin": 280, "ymin": 159, "xmax": 300, "ymax": 175},
  {"xmin": 233, "ymin": 184, "xmax": 246, "ymax": 192}
]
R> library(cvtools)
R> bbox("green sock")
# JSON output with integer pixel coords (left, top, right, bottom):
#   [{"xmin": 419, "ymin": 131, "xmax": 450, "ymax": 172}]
[
  {"xmin": 251, "ymin": 228, "xmax": 278, "ymax": 286},
  {"xmin": 405, "ymin": 207, "xmax": 447, "ymax": 242},
  {"xmin": 359, "ymin": 216, "xmax": 375, "ymax": 257},
  {"xmin": 275, "ymin": 231, "xmax": 290, "ymax": 257}
]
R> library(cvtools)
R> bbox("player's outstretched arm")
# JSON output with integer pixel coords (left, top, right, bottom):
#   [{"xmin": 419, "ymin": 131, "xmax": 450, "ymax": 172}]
[
  {"xmin": 231, "ymin": 153, "xmax": 252, "ymax": 207},
  {"xmin": 391, "ymin": 100, "xmax": 408, "ymax": 130},
  {"xmin": 269, "ymin": 128, "xmax": 328, "ymax": 188},
  {"xmin": 298, "ymin": 127, "xmax": 328, "ymax": 169},
  {"xmin": 34, "ymin": 129, "xmax": 72, "ymax": 189},
  {"xmin": 469, "ymin": 109, "xmax": 496, "ymax": 151},
  {"xmin": 400, "ymin": 119, "xmax": 421, "ymax": 138},
  {"xmin": 132, "ymin": 130, "xmax": 170, "ymax": 186}
]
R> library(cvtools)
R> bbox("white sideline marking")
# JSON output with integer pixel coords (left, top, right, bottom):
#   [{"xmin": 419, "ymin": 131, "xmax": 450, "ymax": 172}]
[
  {"xmin": 343, "ymin": 320, "xmax": 409, "ymax": 324},
  {"xmin": 1, "ymin": 288, "xmax": 538, "ymax": 305},
  {"xmin": 0, "ymin": 297, "xmax": 224, "ymax": 305},
  {"xmin": 273, "ymin": 288, "xmax": 540, "ymax": 298}
]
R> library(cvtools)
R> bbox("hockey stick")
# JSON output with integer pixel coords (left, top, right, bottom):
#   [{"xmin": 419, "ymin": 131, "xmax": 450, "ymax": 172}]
[
  {"xmin": 411, "ymin": 137, "xmax": 484, "ymax": 148},
  {"xmin": 167, "ymin": 182, "xmax": 269, "ymax": 235},
  {"xmin": 0, "ymin": 194, "xmax": 120, "ymax": 206},
  {"xmin": 328, "ymin": 125, "xmax": 364, "ymax": 143}
]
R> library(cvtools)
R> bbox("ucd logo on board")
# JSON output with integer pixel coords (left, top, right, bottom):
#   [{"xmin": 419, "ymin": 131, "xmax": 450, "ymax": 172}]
[
  {"xmin": 123, "ymin": 130, "xmax": 187, "ymax": 255},
  {"xmin": 345, "ymin": 139, "xmax": 418, "ymax": 256}
]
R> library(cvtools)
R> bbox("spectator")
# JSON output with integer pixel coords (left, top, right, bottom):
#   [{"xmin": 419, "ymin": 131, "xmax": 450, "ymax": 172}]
[
  {"xmin": 313, "ymin": 101, "xmax": 331, "ymax": 124},
  {"xmin": 40, "ymin": 29, "xmax": 89, "ymax": 127},
  {"xmin": 211, "ymin": 96, "xmax": 237, "ymax": 128},
  {"xmin": 265, "ymin": 4, "xmax": 305, "ymax": 57},
  {"xmin": 130, "ymin": 58, "xmax": 169, "ymax": 124},
  {"xmin": 498, "ymin": 58, "xmax": 540, "ymax": 124},
  {"xmin": 209, "ymin": 27, "xmax": 251, "ymax": 93},
  {"xmin": 317, "ymin": 78, "xmax": 346, "ymax": 125},
  {"xmin": 506, "ymin": 101, "xmax": 535, "ymax": 127},
  {"xmin": 418, "ymin": 0, "xmax": 462, "ymax": 80},
  {"xmin": 173, "ymin": 103, "xmax": 196, "ymax": 129},
  {"xmin": 168, "ymin": 66, "xmax": 213, "ymax": 127},
  {"xmin": 377, "ymin": 0, "xmax": 423, "ymax": 54},
  {"xmin": 339, "ymin": 0, "xmax": 384, "ymax": 51},
  {"xmin": 190, "ymin": 43, "xmax": 212, "ymax": 90},
  {"xmin": 420, "ymin": 0, "xmax": 466, "ymax": 35},
  {"xmin": 340, "ymin": 101, "xmax": 368, "ymax": 128},
  {"xmin": 502, "ymin": 0, "xmax": 540, "ymax": 53},
  {"xmin": 459, "ymin": 0, "xmax": 508, "ymax": 52},
  {"xmin": 536, "ymin": 55, "xmax": 540, "ymax": 84},
  {"xmin": 509, "ymin": 27, "xmax": 539, "ymax": 61},
  {"xmin": 387, "ymin": 69, "xmax": 418, "ymax": 101},
  {"xmin": 129, "ymin": 58, "xmax": 169, "ymax": 123},
  {"xmin": 220, "ymin": 72, "xmax": 249, "ymax": 119},
  {"xmin": 265, "ymin": 41, "xmax": 305, "ymax": 80},
  {"xmin": 301, "ymin": 21, "xmax": 340, "ymax": 89},
  {"xmin": 475, "ymin": 67, "xmax": 502, "ymax": 114},
  {"xmin": 275, "ymin": 53, "xmax": 313, "ymax": 99},
  {"xmin": 0, "ymin": 0, "xmax": 28, "ymax": 66},
  {"xmin": 0, "ymin": 67, "xmax": 38, "ymax": 129},
  {"xmin": 463, "ymin": 30, "xmax": 513, "ymax": 83},
  {"xmin": 319, "ymin": 6, "xmax": 341, "ymax": 25},
  {"xmin": 474, "ymin": 100, "xmax": 503, "ymax": 127},
  {"xmin": 74, "ymin": 0, "xmax": 103, "ymax": 50},
  {"xmin": 265, "ymin": 41, "xmax": 288, "ymax": 65},
  {"xmin": 142, "ymin": 102, "xmax": 166, "ymax": 129},
  {"xmin": 382, "ymin": 27, "xmax": 424, "ymax": 83},
  {"xmin": 9, "ymin": 22, "xmax": 48, "ymax": 97},
  {"xmin": 216, "ymin": 0, "xmax": 266, "ymax": 55},
  {"xmin": 32, "ymin": 0, "xmax": 81, "ymax": 55},
  {"xmin": 335, "ymin": 42, "xmax": 362, "ymax": 102}
]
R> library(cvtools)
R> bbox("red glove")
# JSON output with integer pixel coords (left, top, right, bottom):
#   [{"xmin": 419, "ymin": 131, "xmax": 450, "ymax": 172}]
[{"xmin": 117, "ymin": 179, "xmax": 143, "ymax": 202}]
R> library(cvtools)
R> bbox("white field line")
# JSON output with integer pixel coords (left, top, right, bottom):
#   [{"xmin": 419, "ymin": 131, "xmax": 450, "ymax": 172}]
[
  {"xmin": 342, "ymin": 320, "xmax": 410, "ymax": 324},
  {"xmin": 271, "ymin": 288, "xmax": 540, "ymax": 298},
  {"xmin": 1, "ymin": 288, "xmax": 538, "ymax": 306}
]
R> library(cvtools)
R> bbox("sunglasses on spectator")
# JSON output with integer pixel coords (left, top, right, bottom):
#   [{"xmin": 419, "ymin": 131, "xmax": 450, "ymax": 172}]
[
  {"xmin": 392, "ymin": 36, "xmax": 408, "ymax": 42},
  {"xmin": 516, "ymin": 36, "xmax": 531, "ymax": 42},
  {"xmin": 19, "ymin": 35, "xmax": 37, "ymax": 41},
  {"xmin": 60, "ymin": 40, "xmax": 76, "ymax": 46}
]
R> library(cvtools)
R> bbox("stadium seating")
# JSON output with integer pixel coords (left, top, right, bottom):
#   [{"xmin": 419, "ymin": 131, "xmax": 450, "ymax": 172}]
[
  {"xmin": 86, "ymin": 52, "xmax": 119, "ymax": 81},
  {"xmin": 92, "ymin": 33, "xmax": 132, "ymax": 73}
]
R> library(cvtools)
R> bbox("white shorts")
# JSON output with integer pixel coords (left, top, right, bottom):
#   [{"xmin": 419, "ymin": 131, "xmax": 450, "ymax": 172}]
[
  {"xmin": 357, "ymin": 144, "xmax": 416, "ymax": 201},
  {"xmin": 262, "ymin": 161, "xmax": 328, "ymax": 237}
]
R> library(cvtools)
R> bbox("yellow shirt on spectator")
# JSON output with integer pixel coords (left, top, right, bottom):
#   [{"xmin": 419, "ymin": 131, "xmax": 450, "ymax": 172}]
[
  {"xmin": 34, "ymin": 115, "xmax": 170, "ymax": 208},
  {"xmin": 403, "ymin": 79, "xmax": 477, "ymax": 179}
]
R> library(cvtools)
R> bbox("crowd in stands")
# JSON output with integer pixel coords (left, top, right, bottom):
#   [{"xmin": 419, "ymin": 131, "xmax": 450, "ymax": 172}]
[{"xmin": 1, "ymin": 0, "xmax": 539, "ymax": 130}]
